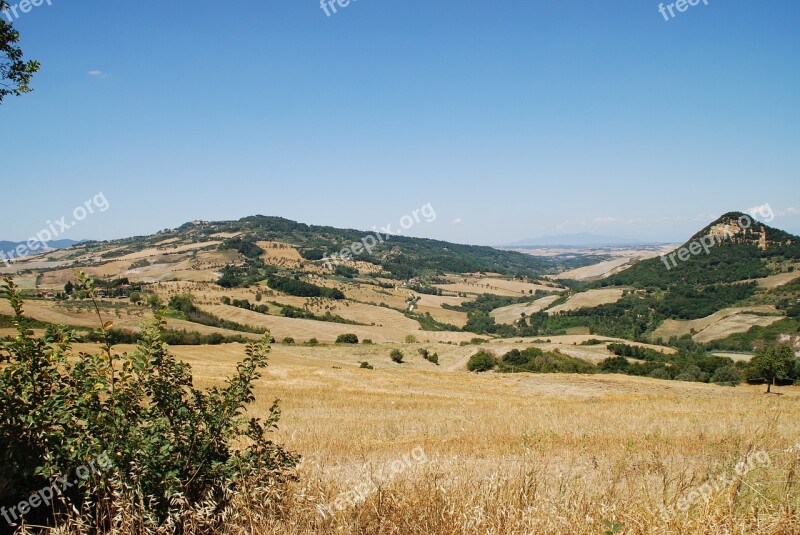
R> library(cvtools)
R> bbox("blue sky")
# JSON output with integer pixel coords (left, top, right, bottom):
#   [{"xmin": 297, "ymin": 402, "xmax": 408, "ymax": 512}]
[{"xmin": 1, "ymin": 0, "xmax": 799, "ymax": 245}]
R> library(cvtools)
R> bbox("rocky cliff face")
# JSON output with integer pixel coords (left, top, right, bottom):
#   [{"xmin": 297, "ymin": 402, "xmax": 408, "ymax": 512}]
[{"xmin": 695, "ymin": 212, "xmax": 795, "ymax": 252}]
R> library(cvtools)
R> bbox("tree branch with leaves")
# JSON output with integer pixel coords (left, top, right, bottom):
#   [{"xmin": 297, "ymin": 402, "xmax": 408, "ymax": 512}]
[{"xmin": 0, "ymin": 0, "xmax": 39, "ymax": 103}]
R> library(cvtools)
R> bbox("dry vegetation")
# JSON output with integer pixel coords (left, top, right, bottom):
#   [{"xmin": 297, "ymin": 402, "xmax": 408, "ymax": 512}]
[
  {"xmin": 653, "ymin": 306, "xmax": 785, "ymax": 343},
  {"xmin": 546, "ymin": 288, "xmax": 627, "ymax": 315},
  {"xmin": 162, "ymin": 342, "xmax": 800, "ymax": 534},
  {"xmin": 491, "ymin": 295, "xmax": 561, "ymax": 324}
]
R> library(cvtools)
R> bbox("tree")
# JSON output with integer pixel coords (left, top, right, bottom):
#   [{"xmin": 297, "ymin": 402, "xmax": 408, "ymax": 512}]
[
  {"xmin": 146, "ymin": 293, "xmax": 163, "ymax": 310},
  {"xmin": 390, "ymin": 349, "xmax": 404, "ymax": 364},
  {"xmin": 467, "ymin": 350, "xmax": 496, "ymax": 372},
  {"xmin": 0, "ymin": 276, "xmax": 298, "ymax": 529},
  {"xmin": 710, "ymin": 365, "xmax": 742, "ymax": 387},
  {"xmin": 335, "ymin": 333, "xmax": 358, "ymax": 344},
  {"xmin": 750, "ymin": 344, "xmax": 796, "ymax": 393},
  {"xmin": 1, "ymin": 0, "xmax": 39, "ymax": 103},
  {"xmin": 129, "ymin": 291, "xmax": 142, "ymax": 305}
]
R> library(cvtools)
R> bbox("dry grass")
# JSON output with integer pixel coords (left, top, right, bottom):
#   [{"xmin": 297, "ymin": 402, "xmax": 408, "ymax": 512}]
[
  {"xmin": 756, "ymin": 271, "xmax": 800, "ymax": 289},
  {"xmin": 161, "ymin": 343, "xmax": 800, "ymax": 534},
  {"xmin": 8, "ymin": 328, "xmax": 800, "ymax": 533},
  {"xmin": 653, "ymin": 306, "xmax": 783, "ymax": 342},
  {"xmin": 491, "ymin": 295, "xmax": 561, "ymax": 324},
  {"xmin": 435, "ymin": 276, "xmax": 560, "ymax": 297},
  {"xmin": 547, "ymin": 288, "xmax": 627, "ymax": 315}
]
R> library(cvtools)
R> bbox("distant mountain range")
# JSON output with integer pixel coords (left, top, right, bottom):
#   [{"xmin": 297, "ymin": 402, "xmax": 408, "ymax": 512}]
[
  {"xmin": 0, "ymin": 239, "xmax": 81, "ymax": 258},
  {"xmin": 508, "ymin": 233, "xmax": 655, "ymax": 248}
]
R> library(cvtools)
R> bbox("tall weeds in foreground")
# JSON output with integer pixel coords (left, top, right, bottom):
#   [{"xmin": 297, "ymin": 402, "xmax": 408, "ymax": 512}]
[{"xmin": 0, "ymin": 275, "xmax": 298, "ymax": 533}]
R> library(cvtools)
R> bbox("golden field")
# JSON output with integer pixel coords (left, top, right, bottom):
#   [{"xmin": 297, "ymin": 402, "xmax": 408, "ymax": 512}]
[{"xmin": 161, "ymin": 340, "xmax": 800, "ymax": 534}]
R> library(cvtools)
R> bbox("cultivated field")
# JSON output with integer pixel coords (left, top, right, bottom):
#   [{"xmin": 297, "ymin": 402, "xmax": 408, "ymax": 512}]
[
  {"xmin": 546, "ymin": 288, "xmax": 627, "ymax": 315},
  {"xmin": 653, "ymin": 306, "xmax": 784, "ymax": 342},
  {"xmin": 554, "ymin": 257, "xmax": 632, "ymax": 281},
  {"xmin": 157, "ymin": 339, "xmax": 800, "ymax": 534},
  {"xmin": 490, "ymin": 295, "xmax": 561, "ymax": 324},
  {"xmin": 434, "ymin": 275, "xmax": 560, "ymax": 297}
]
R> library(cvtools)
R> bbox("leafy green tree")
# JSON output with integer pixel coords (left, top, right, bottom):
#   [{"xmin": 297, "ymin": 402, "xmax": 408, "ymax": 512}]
[
  {"xmin": 335, "ymin": 333, "xmax": 358, "ymax": 344},
  {"xmin": 599, "ymin": 356, "xmax": 630, "ymax": 374},
  {"xmin": 146, "ymin": 293, "xmax": 162, "ymax": 310},
  {"xmin": 711, "ymin": 365, "xmax": 742, "ymax": 387},
  {"xmin": 128, "ymin": 291, "xmax": 142, "ymax": 305},
  {"xmin": 750, "ymin": 344, "xmax": 796, "ymax": 393},
  {"xmin": 390, "ymin": 349, "xmax": 404, "ymax": 363},
  {"xmin": 467, "ymin": 350, "xmax": 496, "ymax": 372},
  {"xmin": 0, "ymin": 275, "xmax": 297, "ymax": 529},
  {"xmin": 0, "ymin": 1, "xmax": 39, "ymax": 103}
]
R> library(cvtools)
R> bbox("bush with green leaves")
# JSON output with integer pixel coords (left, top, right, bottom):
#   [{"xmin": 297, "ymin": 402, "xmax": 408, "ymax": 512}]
[
  {"xmin": 335, "ymin": 334, "xmax": 359, "ymax": 344},
  {"xmin": 0, "ymin": 275, "xmax": 298, "ymax": 531},
  {"xmin": 648, "ymin": 368, "xmax": 672, "ymax": 380},
  {"xmin": 467, "ymin": 350, "xmax": 496, "ymax": 372},
  {"xmin": 418, "ymin": 348, "xmax": 439, "ymax": 365},
  {"xmin": 749, "ymin": 343, "xmax": 797, "ymax": 393},
  {"xmin": 390, "ymin": 349, "xmax": 405, "ymax": 364},
  {"xmin": 674, "ymin": 364, "xmax": 708, "ymax": 383},
  {"xmin": 497, "ymin": 347, "xmax": 595, "ymax": 374},
  {"xmin": 711, "ymin": 365, "xmax": 743, "ymax": 386}
]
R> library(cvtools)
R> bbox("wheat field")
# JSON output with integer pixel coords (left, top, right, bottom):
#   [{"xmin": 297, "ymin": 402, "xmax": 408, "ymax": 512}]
[{"xmin": 164, "ymin": 342, "xmax": 800, "ymax": 534}]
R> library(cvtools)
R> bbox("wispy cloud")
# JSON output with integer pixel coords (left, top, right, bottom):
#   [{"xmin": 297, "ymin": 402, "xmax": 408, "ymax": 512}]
[
  {"xmin": 87, "ymin": 69, "xmax": 107, "ymax": 79},
  {"xmin": 452, "ymin": 217, "xmax": 463, "ymax": 225}
]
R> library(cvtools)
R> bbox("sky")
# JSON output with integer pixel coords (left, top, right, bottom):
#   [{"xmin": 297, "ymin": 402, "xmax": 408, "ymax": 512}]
[{"xmin": 1, "ymin": 0, "xmax": 799, "ymax": 246}]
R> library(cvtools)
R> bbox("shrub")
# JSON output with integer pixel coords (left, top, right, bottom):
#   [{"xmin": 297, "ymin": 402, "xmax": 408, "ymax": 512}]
[
  {"xmin": 599, "ymin": 356, "xmax": 630, "ymax": 374},
  {"xmin": 0, "ymin": 275, "xmax": 298, "ymax": 530},
  {"xmin": 674, "ymin": 365, "xmax": 707, "ymax": 383},
  {"xmin": 359, "ymin": 361, "xmax": 374, "ymax": 369},
  {"xmin": 405, "ymin": 334, "xmax": 418, "ymax": 343},
  {"xmin": 305, "ymin": 337, "xmax": 319, "ymax": 346},
  {"xmin": 390, "ymin": 349, "xmax": 405, "ymax": 364},
  {"xmin": 362, "ymin": 339, "xmax": 373, "ymax": 344},
  {"xmin": 648, "ymin": 368, "xmax": 672, "ymax": 380},
  {"xmin": 498, "ymin": 347, "xmax": 595, "ymax": 374},
  {"xmin": 711, "ymin": 365, "xmax": 743, "ymax": 386},
  {"xmin": 282, "ymin": 337, "xmax": 295, "ymax": 345},
  {"xmin": 418, "ymin": 348, "xmax": 439, "ymax": 365},
  {"xmin": 336, "ymin": 334, "xmax": 359, "ymax": 344},
  {"xmin": 467, "ymin": 350, "xmax": 496, "ymax": 372}
]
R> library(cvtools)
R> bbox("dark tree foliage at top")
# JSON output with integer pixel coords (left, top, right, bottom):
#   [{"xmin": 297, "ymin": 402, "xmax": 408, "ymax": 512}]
[{"xmin": 0, "ymin": 1, "xmax": 39, "ymax": 102}]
